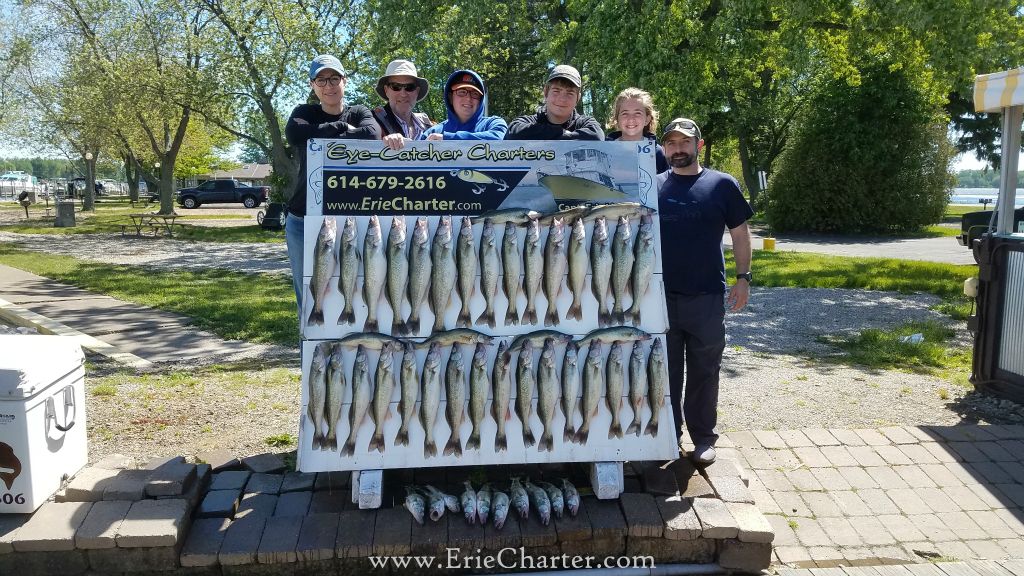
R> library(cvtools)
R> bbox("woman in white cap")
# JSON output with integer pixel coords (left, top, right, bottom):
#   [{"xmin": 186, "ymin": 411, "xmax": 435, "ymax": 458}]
[
  {"xmin": 372, "ymin": 59, "xmax": 433, "ymax": 150},
  {"xmin": 284, "ymin": 54, "xmax": 380, "ymax": 309}
]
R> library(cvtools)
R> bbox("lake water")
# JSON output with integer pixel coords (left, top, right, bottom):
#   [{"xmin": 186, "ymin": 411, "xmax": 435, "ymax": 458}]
[{"xmin": 952, "ymin": 188, "xmax": 1024, "ymax": 207}]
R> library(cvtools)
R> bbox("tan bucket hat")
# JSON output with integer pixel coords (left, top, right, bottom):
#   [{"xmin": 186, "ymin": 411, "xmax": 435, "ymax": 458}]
[{"xmin": 375, "ymin": 59, "xmax": 430, "ymax": 102}]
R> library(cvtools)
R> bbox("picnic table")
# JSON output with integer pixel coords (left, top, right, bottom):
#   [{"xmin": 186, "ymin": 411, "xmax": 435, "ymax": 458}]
[{"xmin": 122, "ymin": 213, "xmax": 178, "ymax": 237}]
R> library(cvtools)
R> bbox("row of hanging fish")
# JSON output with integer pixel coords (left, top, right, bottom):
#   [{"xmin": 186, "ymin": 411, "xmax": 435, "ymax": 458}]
[
  {"xmin": 305, "ymin": 326, "xmax": 669, "ymax": 457},
  {"xmin": 305, "ymin": 202, "xmax": 657, "ymax": 334},
  {"xmin": 403, "ymin": 478, "xmax": 580, "ymax": 528}
]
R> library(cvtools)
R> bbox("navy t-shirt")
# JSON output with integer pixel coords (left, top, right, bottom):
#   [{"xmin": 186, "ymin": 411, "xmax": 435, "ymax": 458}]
[{"xmin": 657, "ymin": 169, "xmax": 753, "ymax": 295}]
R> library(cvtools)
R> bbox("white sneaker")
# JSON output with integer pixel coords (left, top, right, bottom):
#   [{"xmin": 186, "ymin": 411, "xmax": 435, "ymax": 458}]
[{"xmin": 691, "ymin": 445, "xmax": 717, "ymax": 465}]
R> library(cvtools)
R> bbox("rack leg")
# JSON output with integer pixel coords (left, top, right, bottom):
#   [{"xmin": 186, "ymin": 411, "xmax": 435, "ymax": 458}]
[
  {"xmin": 351, "ymin": 469, "xmax": 383, "ymax": 509},
  {"xmin": 588, "ymin": 461, "xmax": 623, "ymax": 500}
]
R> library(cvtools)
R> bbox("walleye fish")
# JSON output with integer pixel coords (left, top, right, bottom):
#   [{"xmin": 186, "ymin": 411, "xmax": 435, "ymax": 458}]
[
  {"xmin": 419, "ymin": 328, "xmax": 494, "ymax": 349},
  {"xmin": 606, "ymin": 341, "xmax": 625, "ymax": 439},
  {"xmin": 590, "ymin": 216, "xmax": 613, "ymax": 326},
  {"xmin": 507, "ymin": 330, "xmax": 573, "ymax": 352},
  {"xmin": 585, "ymin": 201, "xmax": 655, "ymax": 222},
  {"xmin": 337, "ymin": 217, "xmax": 359, "ymax": 325},
  {"xmin": 492, "ymin": 490, "xmax": 511, "ymax": 529},
  {"xmin": 566, "ymin": 218, "xmax": 588, "ymax": 321},
  {"xmin": 510, "ymin": 477, "xmax": 530, "ymax": 519},
  {"xmin": 463, "ymin": 343, "xmax": 488, "ymax": 451},
  {"xmin": 561, "ymin": 478, "xmax": 580, "ymax": 517},
  {"xmin": 473, "ymin": 208, "xmax": 541, "ymax": 226},
  {"xmin": 386, "ymin": 217, "xmax": 410, "ymax": 335},
  {"xmin": 577, "ymin": 326, "xmax": 653, "ymax": 348},
  {"xmin": 610, "ymin": 215, "xmax": 634, "ymax": 325},
  {"xmin": 537, "ymin": 481, "xmax": 565, "ymax": 519},
  {"xmin": 341, "ymin": 345, "xmax": 371, "ymax": 456},
  {"xmin": 430, "ymin": 216, "xmax": 456, "ymax": 333},
  {"xmin": 421, "ymin": 485, "xmax": 447, "ymax": 521},
  {"xmin": 645, "ymin": 338, "xmax": 668, "ymax": 437},
  {"xmin": 324, "ymin": 343, "xmax": 346, "ymax": 451},
  {"xmin": 461, "ymin": 481, "xmax": 478, "ymax": 525},
  {"xmin": 406, "ymin": 217, "xmax": 432, "ymax": 335},
  {"xmin": 536, "ymin": 338, "xmax": 560, "ymax": 452},
  {"xmin": 539, "ymin": 204, "xmax": 589, "ymax": 225},
  {"xmin": 491, "ymin": 340, "xmax": 512, "ymax": 452},
  {"xmin": 367, "ymin": 341, "xmax": 396, "ymax": 453},
  {"xmin": 626, "ymin": 340, "xmax": 648, "ymax": 437},
  {"xmin": 542, "ymin": 217, "xmax": 567, "ymax": 326},
  {"xmin": 443, "ymin": 343, "xmax": 466, "ymax": 457},
  {"xmin": 337, "ymin": 332, "xmax": 403, "ymax": 350},
  {"xmin": 476, "ymin": 483, "xmax": 492, "ymax": 524},
  {"xmin": 362, "ymin": 215, "xmax": 388, "ymax": 332},
  {"xmin": 515, "ymin": 341, "xmax": 536, "ymax": 448},
  {"xmin": 404, "ymin": 486, "xmax": 427, "ymax": 525},
  {"xmin": 307, "ymin": 218, "xmax": 337, "ymax": 326},
  {"xmin": 307, "ymin": 342, "xmax": 329, "ymax": 450},
  {"xmin": 626, "ymin": 213, "xmax": 655, "ymax": 324},
  {"xmin": 394, "ymin": 341, "xmax": 418, "ymax": 447},
  {"xmin": 576, "ymin": 340, "xmax": 603, "ymax": 445},
  {"xmin": 561, "ymin": 341, "xmax": 580, "ymax": 443},
  {"xmin": 521, "ymin": 218, "xmax": 543, "ymax": 325},
  {"xmin": 420, "ymin": 342, "xmax": 442, "ymax": 458},
  {"xmin": 524, "ymin": 479, "xmax": 552, "ymax": 525},
  {"xmin": 455, "ymin": 216, "xmax": 477, "ymax": 328},
  {"xmin": 501, "ymin": 222, "xmax": 521, "ymax": 326},
  {"xmin": 475, "ymin": 219, "xmax": 500, "ymax": 328}
]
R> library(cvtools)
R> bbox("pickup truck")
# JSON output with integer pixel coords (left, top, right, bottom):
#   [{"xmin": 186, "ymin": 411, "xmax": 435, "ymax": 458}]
[{"xmin": 176, "ymin": 179, "xmax": 269, "ymax": 209}]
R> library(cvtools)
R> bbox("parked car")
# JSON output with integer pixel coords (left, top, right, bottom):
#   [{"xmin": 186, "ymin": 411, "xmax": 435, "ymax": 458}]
[
  {"xmin": 958, "ymin": 206, "xmax": 1024, "ymax": 248},
  {"xmin": 176, "ymin": 179, "xmax": 269, "ymax": 209}
]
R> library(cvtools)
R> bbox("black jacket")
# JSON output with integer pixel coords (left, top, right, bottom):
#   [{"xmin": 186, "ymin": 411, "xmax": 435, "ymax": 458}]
[
  {"xmin": 372, "ymin": 104, "xmax": 432, "ymax": 139},
  {"xmin": 285, "ymin": 103, "xmax": 380, "ymax": 216},
  {"xmin": 505, "ymin": 108, "xmax": 604, "ymax": 141}
]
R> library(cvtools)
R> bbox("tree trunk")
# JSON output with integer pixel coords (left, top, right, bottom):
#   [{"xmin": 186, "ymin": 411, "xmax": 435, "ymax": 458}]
[
  {"xmin": 735, "ymin": 130, "xmax": 761, "ymax": 204},
  {"xmin": 83, "ymin": 155, "xmax": 96, "ymax": 211},
  {"xmin": 124, "ymin": 154, "xmax": 139, "ymax": 202},
  {"xmin": 158, "ymin": 158, "xmax": 176, "ymax": 215}
]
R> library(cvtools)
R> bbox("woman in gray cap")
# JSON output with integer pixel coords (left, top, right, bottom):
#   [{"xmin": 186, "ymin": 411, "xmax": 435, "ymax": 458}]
[{"xmin": 371, "ymin": 59, "xmax": 432, "ymax": 150}]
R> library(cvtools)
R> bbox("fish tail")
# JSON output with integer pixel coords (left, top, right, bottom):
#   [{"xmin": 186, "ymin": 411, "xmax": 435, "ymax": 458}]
[
  {"xmin": 395, "ymin": 429, "xmax": 409, "ymax": 447},
  {"xmin": 363, "ymin": 318, "xmax": 378, "ymax": 332},
  {"xmin": 424, "ymin": 440, "xmax": 437, "ymax": 458},
  {"xmin": 432, "ymin": 316, "xmax": 445, "ymax": 333},
  {"xmin": 544, "ymin": 307, "xmax": 559, "ymax": 327},
  {"xmin": 568, "ymin": 300, "xmax": 582, "ymax": 321},
  {"xmin": 643, "ymin": 420, "xmax": 659, "ymax": 437},
  {"xmin": 504, "ymin": 307, "xmax": 519, "ymax": 326},
  {"xmin": 443, "ymin": 433, "xmax": 463, "ymax": 457},
  {"xmin": 311, "ymin": 432, "xmax": 322, "ymax": 451},
  {"xmin": 308, "ymin": 307, "xmax": 324, "ymax": 326},
  {"xmin": 466, "ymin": 430, "xmax": 481, "ymax": 451},
  {"xmin": 391, "ymin": 319, "xmax": 407, "ymax": 336},
  {"xmin": 340, "ymin": 439, "xmax": 356, "ymax": 457},
  {"xmin": 626, "ymin": 419, "xmax": 641, "ymax": 437},
  {"xmin": 457, "ymin": 309, "xmax": 471, "ymax": 328},
  {"xmin": 539, "ymin": 432, "xmax": 553, "ymax": 452},
  {"xmin": 609, "ymin": 422, "xmax": 623, "ymax": 439},
  {"xmin": 575, "ymin": 428, "xmax": 589, "ymax": 445},
  {"xmin": 337, "ymin": 305, "xmax": 355, "ymax": 325},
  {"xmin": 627, "ymin": 305, "xmax": 641, "ymax": 325},
  {"xmin": 522, "ymin": 428, "xmax": 536, "ymax": 448},
  {"xmin": 407, "ymin": 314, "xmax": 420, "ymax": 335},
  {"xmin": 368, "ymin": 433, "xmax": 385, "ymax": 454},
  {"xmin": 523, "ymin": 306, "xmax": 537, "ymax": 325},
  {"xmin": 494, "ymin": 432, "xmax": 507, "ymax": 453},
  {"xmin": 475, "ymin": 309, "xmax": 495, "ymax": 328},
  {"xmin": 563, "ymin": 423, "xmax": 576, "ymax": 443}
]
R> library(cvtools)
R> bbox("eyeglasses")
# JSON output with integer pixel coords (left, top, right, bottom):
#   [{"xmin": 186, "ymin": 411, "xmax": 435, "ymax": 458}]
[
  {"xmin": 387, "ymin": 82, "xmax": 418, "ymax": 92},
  {"xmin": 452, "ymin": 88, "xmax": 482, "ymax": 101},
  {"xmin": 313, "ymin": 76, "xmax": 343, "ymax": 87}
]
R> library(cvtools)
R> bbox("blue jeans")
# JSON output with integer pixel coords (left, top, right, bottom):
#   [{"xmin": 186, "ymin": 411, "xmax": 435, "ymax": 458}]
[{"xmin": 285, "ymin": 213, "xmax": 304, "ymax": 317}]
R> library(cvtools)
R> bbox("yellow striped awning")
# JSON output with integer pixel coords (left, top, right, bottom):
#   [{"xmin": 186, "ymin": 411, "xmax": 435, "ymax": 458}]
[{"xmin": 974, "ymin": 67, "xmax": 1024, "ymax": 112}]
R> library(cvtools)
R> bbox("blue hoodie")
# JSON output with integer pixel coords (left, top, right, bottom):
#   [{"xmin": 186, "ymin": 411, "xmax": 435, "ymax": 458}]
[{"xmin": 420, "ymin": 70, "xmax": 507, "ymax": 140}]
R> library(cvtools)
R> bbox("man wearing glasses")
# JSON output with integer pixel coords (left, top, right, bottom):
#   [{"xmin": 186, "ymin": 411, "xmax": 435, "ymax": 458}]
[
  {"xmin": 284, "ymin": 54, "xmax": 380, "ymax": 309},
  {"xmin": 657, "ymin": 118, "xmax": 753, "ymax": 465},
  {"xmin": 505, "ymin": 65, "xmax": 603, "ymax": 141},
  {"xmin": 372, "ymin": 59, "xmax": 433, "ymax": 150},
  {"xmin": 419, "ymin": 70, "xmax": 507, "ymax": 141}
]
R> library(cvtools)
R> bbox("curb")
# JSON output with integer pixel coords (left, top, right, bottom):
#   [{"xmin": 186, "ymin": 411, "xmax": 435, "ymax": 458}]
[{"xmin": 0, "ymin": 296, "xmax": 153, "ymax": 369}]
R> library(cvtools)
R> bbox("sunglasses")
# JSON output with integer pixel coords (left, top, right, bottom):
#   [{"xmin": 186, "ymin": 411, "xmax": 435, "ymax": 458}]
[
  {"xmin": 313, "ymin": 76, "xmax": 343, "ymax": 87},
  {"xmin": 387, "ymin": 82, "xmax": 418, "ymax": 92},
  {"xmin": 452, "ymin": 88, "xmax": 482, "ymax": 101},
  {"xmin": 666, "ymin": 120, "xmax": 697, "ymax": 131}
]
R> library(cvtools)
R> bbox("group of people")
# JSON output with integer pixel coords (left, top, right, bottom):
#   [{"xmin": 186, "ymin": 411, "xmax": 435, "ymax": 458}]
[{"xmin": 285, "ymin": 55, "xmax": 753, "ymax": 465}]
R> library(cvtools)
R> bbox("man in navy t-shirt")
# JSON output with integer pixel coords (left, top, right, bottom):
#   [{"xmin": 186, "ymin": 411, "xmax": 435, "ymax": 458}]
[{"xmin": 657, "ymin": 118, "xmax": 753, "ymax": 464}]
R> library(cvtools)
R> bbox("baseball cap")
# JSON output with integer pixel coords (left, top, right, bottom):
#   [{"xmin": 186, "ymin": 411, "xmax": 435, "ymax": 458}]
[
  {"xmin": 546, "ymin": 64, "xmax": 582, "ymax": 88},
  {"xmin": 450, "ymin": 72, "xmax": 483, "ymax": 95},
  {"xmin": 309, "ymin": 55, "xmax": 346, "ymax": 80},
  {"xmin": 661, "ymin": 118, "xmax": 701, "ymax": 142}
]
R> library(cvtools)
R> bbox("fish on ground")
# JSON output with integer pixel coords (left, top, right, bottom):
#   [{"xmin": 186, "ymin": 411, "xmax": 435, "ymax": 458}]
[
  {"xmin": 466, "ymin": 342, "xmax": 490, "ymax": 451},
  {"xmin": 420, "ymin": 485, "xmax": 447, "ymax": 521},
  {"xmin": 521, "ymin": 218, "xmax": 543, "ymax": 325},
  {"xmin": 406, "ymin": 217, "xmax": 432, "ymax": 334},
  {"xmin": 492, "ymin": 490, "xmax": 511, "ymax": 529},
  {"xmin": 476, "ymin": 483, "xmax": 492, "ymax": 524},
  {"xmin": 626, "ymin": 213, "xmax": 655, "ymax": 324},
  {"xmin": 491, "ymin": 340, "xmax": 512, "ymax": 452},
  {"xmin": 404, "ymin": 486, "xmax": 427, "ymax": 524},
  {"xmin": 561, "ymin": 478, "xmax": 580, "ymax": 517},
  {"xmin": 510, "ymin": 477, "xmax": 530, "ymax": 519},
  {"xmin": 395, "ymin": 341, "xmax": 418, "ymax": 447},
  {"xmin": 337, "ymin": 216, "xmax": 359, "ymax": 325},
  {"xmin": 561, "ymin": 341, "xmax": 580, "ymax": 443},
  {"xmin": 420, "ymin": 342, "xmax": 442, "ymax": 458},
  {"xmin": 626, "ymin": 340, "xmax": 647, "ymax": 437},
  {"xmin": 536, "ymin": 338, "xmax": 560, "ymax": 452},
  {"xmin": 501, "ymin": 221, "xmax": 521, "ymax": 326},
  {"xmin": 324, "ymin": 343, "xmax": 346, "ymax": 451},
  {"xmin": 537, "ymin": 481, "xmax": 565, "ymax": 519},
  {"xmin": 645, "ymin": 338, "xmax": 668, "ymax": 437},
  {"xmin": 341, "ymin": 345, "xmax": 371, "ymax": 456},
  {"xmin": 386, "ymin": 217, "xmax": 410, "ymax": 335},
  {"xmin": 524, "ymin": 479, "xmax": 552, "ymax": 525},
  {"xmin": 610, "ymin": 215, "xmax": 634, "ymax": 325},
  {"xmin": 461, "ymin": 481, "xmax": 478, "ymax": 525},
  {"xmin": 362, "ymin": 214, "xmax": 388, "ymax": 332},
  {"xmin": 307, "ymin": 341, "xmax": 329, "ymax": 450},
  {"xmin": 443, "ymin": 343, "xmax": 467, "ymax": 457},
  {"xmin": 606, "ymin": 341, "xmax": 625, "ymax": 439},
  {"xmin": 455, "ymin": 216, "xmax": 477, "ymax": 328},
  {"xmin": 475, "ymin": 218, "xmax": 500, "ymax": 328},
  {"xmin": 308, "ymin": 217, "xmax": 337, "ymax": 326},
  {"xmin": 576, "ymin": 340, "xmax": 603, "ymax": 445},
  {"xmin": 566, "ymin": 217, "xmax": 588, "ymax": 321},
  {"xmin": 430, "ymin": 216, "xmax": 457, "ymax": 333},
  {"xmin": 515, "ymin": 340, "xmax": 536, "ymax": 448},
  {"xmin": 590, "ymin": 216, "xmax": 613, "ymax": 327}
]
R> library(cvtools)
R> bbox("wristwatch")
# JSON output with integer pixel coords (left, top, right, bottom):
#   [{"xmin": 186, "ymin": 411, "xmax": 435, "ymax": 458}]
[{"xmin": 736, "ymin": 272, "xmax": 752, "ymax": 283}]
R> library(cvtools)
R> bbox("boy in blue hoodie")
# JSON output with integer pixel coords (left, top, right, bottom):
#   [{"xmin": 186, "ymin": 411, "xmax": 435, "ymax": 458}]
[{"xmin": 420, "ymin": 70, "xmax": 507, "ymax": 141}]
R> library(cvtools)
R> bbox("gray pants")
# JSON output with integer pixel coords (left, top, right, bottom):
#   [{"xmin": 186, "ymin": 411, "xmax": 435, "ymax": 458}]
[{"xmin": 665, "ymin": 291, "xmax": 726, "ymax": 448}]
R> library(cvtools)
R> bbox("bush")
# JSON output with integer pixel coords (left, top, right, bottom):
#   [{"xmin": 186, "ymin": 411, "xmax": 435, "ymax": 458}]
[{"xmin": 762, "ymin": 62, "xmax": 954, "ymax": 233}]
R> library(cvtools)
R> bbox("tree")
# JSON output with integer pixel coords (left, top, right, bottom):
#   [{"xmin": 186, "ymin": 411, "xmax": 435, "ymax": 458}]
[{"xmin": 762, "ymin": 59, "xmax": 954, "ymax": 233}]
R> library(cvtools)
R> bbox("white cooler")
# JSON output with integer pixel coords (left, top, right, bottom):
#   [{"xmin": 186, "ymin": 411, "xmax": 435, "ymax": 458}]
[{"xmin": 0, "ymin": 335, "xmax": 87, "ymax": 513}]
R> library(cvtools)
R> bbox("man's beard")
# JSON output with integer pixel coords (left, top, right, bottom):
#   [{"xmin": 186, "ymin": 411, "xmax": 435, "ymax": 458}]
[{"xmin": 669, "ymin": 152, "xmax": 695, "ymax": 168}]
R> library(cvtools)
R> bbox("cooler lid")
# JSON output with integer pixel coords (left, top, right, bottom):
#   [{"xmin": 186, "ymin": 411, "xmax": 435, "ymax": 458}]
[{"xmin": 0, "ymin": 335, "xmax": 85, "ymax": 399}]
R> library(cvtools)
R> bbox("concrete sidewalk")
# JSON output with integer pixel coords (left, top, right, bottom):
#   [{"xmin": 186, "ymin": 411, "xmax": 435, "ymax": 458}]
[
  {"xmin": 724, "ymin": 230, "xmax": 976, "ymax": 265},
  {"xmin": 0, "ymin": 264, "xmax": 291, "ymax": 366}
]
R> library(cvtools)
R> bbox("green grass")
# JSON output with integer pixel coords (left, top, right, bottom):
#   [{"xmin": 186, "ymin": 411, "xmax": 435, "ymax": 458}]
[
  {"xmin": 264, "ymin": 433, "xmax": 297, "ymax": 448},
  {"xmin": 0, "ymin": 244, "xmax": 298, "ymax": 346}
]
